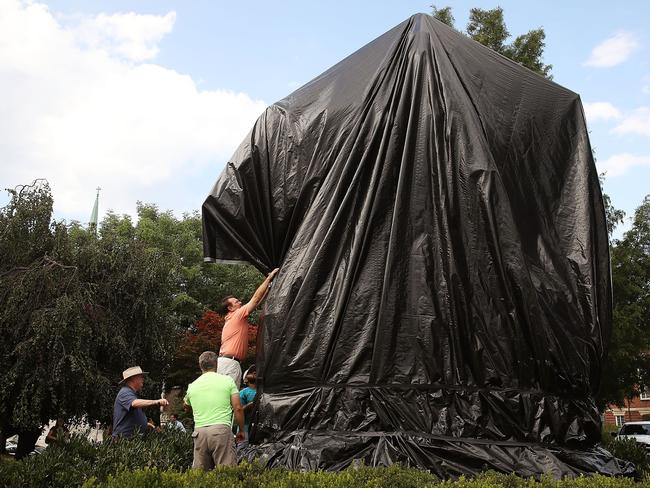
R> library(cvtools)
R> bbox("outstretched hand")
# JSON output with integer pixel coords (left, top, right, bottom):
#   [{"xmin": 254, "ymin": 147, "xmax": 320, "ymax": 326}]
[{"xmin": 247, "ymin": 268, "xmax": 281, "ymax": 312}]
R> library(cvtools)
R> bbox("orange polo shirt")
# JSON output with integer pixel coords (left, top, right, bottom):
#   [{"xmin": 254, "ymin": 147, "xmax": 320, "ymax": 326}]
[{"xmin": 219, "ymin": 306, "xmax": 250, "ymax": 360}]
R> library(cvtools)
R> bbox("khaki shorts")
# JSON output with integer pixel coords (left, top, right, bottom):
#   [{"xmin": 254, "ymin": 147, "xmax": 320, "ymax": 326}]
[
  {"xmin": 191, "ymin": 424, "xmax": 236, "ymax": 470},
  {"xmin": 217, "ymin": 357, "xmax": 242, "ymax": 388}
]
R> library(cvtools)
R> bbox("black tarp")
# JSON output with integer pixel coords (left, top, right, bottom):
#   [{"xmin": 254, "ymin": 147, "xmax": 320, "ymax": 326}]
[{"xmin": 202, "ymin": 14, "xmax": 632, "ymax": 477}]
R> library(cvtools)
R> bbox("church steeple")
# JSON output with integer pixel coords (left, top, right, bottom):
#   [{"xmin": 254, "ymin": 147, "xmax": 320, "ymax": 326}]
[{"xmin": 89, "ymin": 186, "xmax": 101, "ymax": 233}]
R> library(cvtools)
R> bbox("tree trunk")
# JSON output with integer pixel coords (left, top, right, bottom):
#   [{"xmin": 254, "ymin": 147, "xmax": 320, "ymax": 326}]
[{"xmin": 15, "ymin": 429, "xmax": 40, "ymax": 460}]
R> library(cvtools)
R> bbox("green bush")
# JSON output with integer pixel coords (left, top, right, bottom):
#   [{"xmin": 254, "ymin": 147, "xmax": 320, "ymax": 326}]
[
  {"xmin": 81, "ymin": 466, "xmax": 644, "ymax": 488},
  {"xmin": 0, "ymin": 427, "xmax": 193, "ymax": 488},
  {"xmin": 1, "ymin": 430, "xmax": 648, "ymax": 488},
  {"xmin": 603, "ymin": 424, "xmax": 620, "ymax": 443},
  {"xmin": 603, "ymin": 437, "xmax": 650, "ymax": 479}
]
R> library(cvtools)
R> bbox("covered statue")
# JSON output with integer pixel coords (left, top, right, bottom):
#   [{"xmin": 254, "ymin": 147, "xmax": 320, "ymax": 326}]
[{"xmin": 202, "ymin": 14, "xmax": 630, "ymax": 477}]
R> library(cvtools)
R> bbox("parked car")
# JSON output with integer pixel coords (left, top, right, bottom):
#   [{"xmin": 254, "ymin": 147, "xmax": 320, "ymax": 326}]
[
  {"xmin": 615, "ymin": 421, "xmax": 650, "ymax": 450},
  {"xmin": 4, "ymin": 435, "xmax": 17, "ymax": 455}
]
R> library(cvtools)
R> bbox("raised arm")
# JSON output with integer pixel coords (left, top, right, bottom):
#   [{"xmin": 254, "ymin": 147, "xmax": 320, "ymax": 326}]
[{"xmin": 243, "ymin": 268, "xmax": 279, "ymax": 314}]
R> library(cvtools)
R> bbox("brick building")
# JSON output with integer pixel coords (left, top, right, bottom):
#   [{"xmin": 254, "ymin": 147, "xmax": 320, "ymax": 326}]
[{"xmin": 604, "ymin": 392, "xmax": 650, "ymax": 427}]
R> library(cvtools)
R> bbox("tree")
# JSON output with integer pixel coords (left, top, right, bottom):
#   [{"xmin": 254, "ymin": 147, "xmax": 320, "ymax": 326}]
[
  {"xmin": 600, "ymin": 174, "xmax": 626, "ymax": 238},
  {"xmin": 0, "ymin": 182, "xmax": 179, "ymax": 455},
  {"xmin": 598, "ymin": 195, "xmax": 650, "ymax": 407},
  {"xmin": 466, "ymin": 7, "xmax": 510, "ymax": 53},
  {"xmin": 604, "ymin": 194, "xmax": 626, "ymax": 238},
  {"xmin": 167, "ymin": 310, "xmax": 225, "ymax": 388},
  {"xmin": 167, "ymin": 308, "xmax": 258, "ymax": 388},
  {"xmin": 430, "ymin": 5, "xmax": 552, "ymax": 78},
  {"xmin": 430, "ymin": 6, "xmax": 454, "ymax": 27},
  {"xmin": 130, "ymin": 202, "xmax": 263, "ymax": 326}
]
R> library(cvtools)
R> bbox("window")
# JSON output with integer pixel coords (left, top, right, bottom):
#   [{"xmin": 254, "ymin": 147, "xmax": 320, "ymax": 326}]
[
  {"xmin": 641, "ymin": 389, "xmax": 650, "ymax": 400},
  {"xmin": 615, "ymin": 415, "xmax": 625, "ymax": 427}
]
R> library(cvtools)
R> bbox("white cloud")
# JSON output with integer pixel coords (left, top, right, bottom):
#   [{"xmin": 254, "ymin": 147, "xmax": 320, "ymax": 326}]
[
  {"xmin": 74, "ymin": 11, "xmax": 176, "ymax": 62},
  {"xmin": 612, "ymin": 107, "xmax": 650, "ymax": 136},
  {"xmin": 0, "ymin": 1, "xmax": 267, "ymax": 220},
  {"xmin": 583, "ymin": 102, "xmax": 621, "ymax": 122},
  {"xmin": 583, "ymin": 32, "xmax": 640, "ymax": 68},
  {"xmin": 597, "ymin": 153, "xmax": 650, "ymax": 177}
]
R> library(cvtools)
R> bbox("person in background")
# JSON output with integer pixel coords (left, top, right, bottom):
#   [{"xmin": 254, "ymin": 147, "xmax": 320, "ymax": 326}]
[
  {"xmin": 217, "ymin": 268, "xmax": 279, "ymax": 387},
  {"xmin": 112, "ymin": 366, "xmax": 169, "ymax": 439},
  {"xmin": 45, "ymin": 418, "xmax": 69, "ymax": 445},
  {"xmin": 169, "ymin": 413, "xmax": 186, "ymax": 433},
  {"xmin": 184, "ymin": 351, "xmax": 245, "ymax": 470},
  {"xmin": 239, "ymin": 366, "xmax": 257, "ymax": 442},
  {"xmin": 147, "ymin": 417, "xmax": 161, "ymax": 432}
]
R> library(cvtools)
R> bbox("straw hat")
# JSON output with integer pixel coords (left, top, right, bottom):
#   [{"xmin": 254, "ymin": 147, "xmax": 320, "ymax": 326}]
[{"xmin": 119, "ymin": 366, "xmax": 149, "ymax": 384}]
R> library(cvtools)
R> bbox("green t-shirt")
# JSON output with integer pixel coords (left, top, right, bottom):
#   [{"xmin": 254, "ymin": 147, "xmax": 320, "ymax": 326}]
[{"xmin": 184, "ymin": 372, "xmax": 238, "ymax": 428}]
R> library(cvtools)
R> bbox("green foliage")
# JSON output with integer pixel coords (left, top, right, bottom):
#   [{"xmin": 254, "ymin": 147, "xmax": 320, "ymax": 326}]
[
  {"xmin": 0, "ymin": 183, "xmax": 177, "ymax": 433},
  {"xmin": 127, "ymin": 202, "xmax": 262, "ymax": 329},
  {"xmin": 119, "ymin": 202, "xmax": 263, "ymax": 388},
  {"xmin": 0, "ymin": 180, "xmax": 57, "ymax": 268},
  {"xmin": 0, "ymin": 430, "xmax": 645, "ymax": 487},
  {"xmin": 0, "ymin": 182, "xmax": 265, "ymax": 435},
  {"xmin": 82, "ymin": 465, "xmax": 644, "ymax": 488},
  {"xmin": 602, "ymin": 437, "xmax": 650, "ymax": 480},
  {"xmin": 0, "ymin": 428, "xmax": 192, "ymax": 488},
  {"xmin": 431, "ymin": 6, "xmax": 454, "ymax": 27},
  {"xmin": 466, "ymin": 7, "xmax": 509, "ymax": 53},
  {"xmin": 502, "ymin": 28, "xmax": 552, "ymax": 79},
  {"xmin": 598, "ymin": 195, "xmax": 650, "ymax": 407},
  {"xmin": 601, "ymin": 174, "xmax": 626, "ymax": 237},
  {"xmin": 167, "ymin": 310, "xmax": 226, "ymax": 388},
  {"xmin": 429, "ymin": 6, "xmax": 552, "ymax": 78},
  {"xmin": 603, "ymin": 423, "xmax": 620, "ymax": 443}
]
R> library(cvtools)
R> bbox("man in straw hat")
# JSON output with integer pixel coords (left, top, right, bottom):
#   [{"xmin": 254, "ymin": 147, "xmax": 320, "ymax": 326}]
[{"xmin": 112, "ymin": 366, "xmax": 169, "ymax": 438}]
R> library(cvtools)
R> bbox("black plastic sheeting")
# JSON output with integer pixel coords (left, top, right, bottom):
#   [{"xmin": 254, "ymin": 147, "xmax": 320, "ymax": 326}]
[{"xmin": 202, "ymin": 14, "xmax": 632, "ymax": 478}]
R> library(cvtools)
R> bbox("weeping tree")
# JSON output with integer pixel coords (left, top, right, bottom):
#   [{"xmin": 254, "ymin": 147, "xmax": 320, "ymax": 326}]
[
  {"xmin": 0, "ymin": 181, "xmax": 179, "ymax": 456},
  {"xmin": 0, "ymin": 181, "xmax": 264, "ymax": 456}
]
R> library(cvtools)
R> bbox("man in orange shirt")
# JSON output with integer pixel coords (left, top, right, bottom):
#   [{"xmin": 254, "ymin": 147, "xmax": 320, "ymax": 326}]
[{"xmin": 217, "ymin": 268, "xmax": 279, "ymax": 388}]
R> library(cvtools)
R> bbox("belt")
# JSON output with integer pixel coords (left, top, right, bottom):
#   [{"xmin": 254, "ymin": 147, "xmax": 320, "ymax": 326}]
[{"xmin": 219, "ymin": 354, "xmax": 240, "ymax": 363}]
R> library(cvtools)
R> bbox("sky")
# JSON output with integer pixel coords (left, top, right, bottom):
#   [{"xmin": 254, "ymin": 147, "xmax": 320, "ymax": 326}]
[{"xmin": 0, "ymin": 0, "xmax": 648, "ymax": 240}]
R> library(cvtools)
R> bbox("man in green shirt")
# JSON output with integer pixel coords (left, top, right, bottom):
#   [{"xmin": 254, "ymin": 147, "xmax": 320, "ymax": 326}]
[{"xmin": 184, "ymin": 351, "xmax": 245, "ymax": 469}]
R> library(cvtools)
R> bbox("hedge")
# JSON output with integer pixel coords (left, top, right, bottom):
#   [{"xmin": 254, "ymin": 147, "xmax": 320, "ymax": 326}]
[
  {"xmin": 1, "ymin": 428, "xmax": 649, "ymax": 487},
  {"xmin": 0, "ymin": 427, "xmax": 192, "ymax": 488},
  {"xmin": 82, "ymin": 466, "xmax": 645, "ymax": 488},
  {"xmin": 605, "ymin": 437, "xmax": 650, "ymax": 478}
]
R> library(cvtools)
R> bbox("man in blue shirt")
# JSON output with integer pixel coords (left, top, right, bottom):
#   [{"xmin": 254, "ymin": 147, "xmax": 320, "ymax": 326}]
[
  {"xmin": 168, "ymin": 413, "xmax": 186, "ymax": 433},
  {"xmin": 112, "ymin": 366, "xmax": 169, "ymax": 438}
]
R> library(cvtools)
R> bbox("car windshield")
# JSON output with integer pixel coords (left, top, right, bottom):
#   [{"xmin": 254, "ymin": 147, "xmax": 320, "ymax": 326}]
[{"xmin": 620, "ymin": 424, "xmax": 650, "ymax": 435}]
